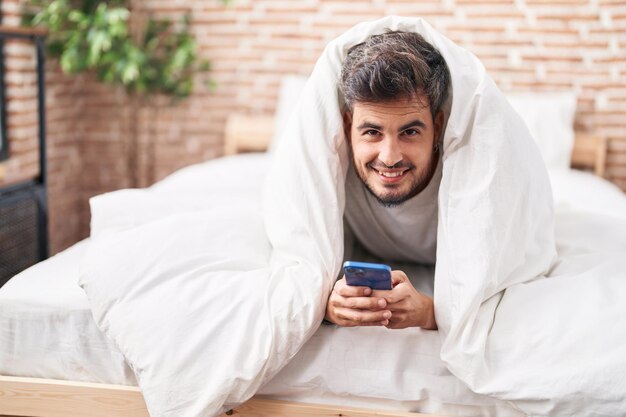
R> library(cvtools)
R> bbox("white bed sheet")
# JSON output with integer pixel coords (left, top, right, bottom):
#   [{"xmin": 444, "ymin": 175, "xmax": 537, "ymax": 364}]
[
  {"xmin": 2, "ymin": 154, "xmax": 625, "ymax": 416},
  {"xmin": 0, "ymin": 238, "xmax": 137, "ymax": 386}
]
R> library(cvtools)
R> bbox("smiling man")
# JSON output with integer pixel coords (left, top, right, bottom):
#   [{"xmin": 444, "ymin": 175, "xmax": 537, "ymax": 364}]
[{"xmin": 324, "ymin": 31, "xmax": 450, "ymax": 330}]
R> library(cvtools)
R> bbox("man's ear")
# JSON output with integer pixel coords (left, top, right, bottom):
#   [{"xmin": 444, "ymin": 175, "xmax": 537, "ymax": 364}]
[{"xmin": 342, "ymin": 111, "xmax": 352, "ymax": 142}]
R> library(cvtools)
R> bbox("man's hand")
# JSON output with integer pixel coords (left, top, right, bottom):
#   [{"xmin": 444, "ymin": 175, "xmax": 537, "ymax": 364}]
[
  {"xmin": 372, "ymin": 271, "xmax": 437, "ymax": 330},
  {"xmin": 324, "ymin": 276, "xmax": 391, "ymax": 327}
]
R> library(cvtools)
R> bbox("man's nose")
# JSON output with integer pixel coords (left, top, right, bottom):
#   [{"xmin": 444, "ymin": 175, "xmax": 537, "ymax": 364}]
[{"xmin": 378, "ymin": 138, "xmax": 403, "ymax": 167}]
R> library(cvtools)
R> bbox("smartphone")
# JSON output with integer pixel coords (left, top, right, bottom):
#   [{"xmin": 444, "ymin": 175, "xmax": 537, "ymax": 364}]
[{"xmin": 343, "ymin": 261, "xmax": 392, "ymax": 290}]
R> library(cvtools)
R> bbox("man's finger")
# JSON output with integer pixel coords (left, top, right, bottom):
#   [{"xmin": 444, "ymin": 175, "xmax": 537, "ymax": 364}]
[
  {"xmin": 388, "ymin": 312, "xmax": 406, "ymax": 322},
  {"xmin": 386, "ymin": 299, "xmax": 409, "ymax": 312},
  {"xmin": 385, "ymin": 320, "xmax": 409, "ymax": 330},
  {"xmin": 330, "ymin": 293, "xmax": 386, "ymax": 310},
  {"xmin": 338, "ymin": 319, "xmax": 388, "ymax": 327},
  {"xmin": 336, "ymin": 277, "xmax": 372, "ymax": 297},
  {"xmin": 335, "ymin": 307, "xmax": 392, "ymax": 324},
  {"xmin": 371, "ymin": 284, "xmax": 408, "ymax": 304},
  {"xmin": 391, "ymin": 270, "xmax": 408, "ymax": 286},
  {"xmin": 343, "ymin": 296, "xmax": 387, "ymax": 310}
]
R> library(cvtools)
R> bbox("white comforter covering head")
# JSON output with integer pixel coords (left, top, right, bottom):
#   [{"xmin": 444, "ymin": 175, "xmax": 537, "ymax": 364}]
[
  {"xmin": 266, "ymin": 12, "xmax": 558, "ymax": 405},
  {"xmin": 80, "ymin": 16, "xmax": 626, "ymax": 417}
]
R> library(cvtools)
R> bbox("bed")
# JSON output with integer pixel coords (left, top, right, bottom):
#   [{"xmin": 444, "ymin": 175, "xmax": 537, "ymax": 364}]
[
  {"xmin": 2, "ymin": 86, "xmax": 626, "ymax": 417},
  {"xmin": 2, "ymin": 124, "xmax": 625, "ymax": 417}
]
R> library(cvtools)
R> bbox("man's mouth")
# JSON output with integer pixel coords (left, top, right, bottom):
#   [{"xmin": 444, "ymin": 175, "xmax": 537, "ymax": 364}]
[
  {"xmin": 373, "ymin": 168, "xmax": 410, "ymax": 183},
  {"xmin": 376, "ymin": 170, "xmax": 406, "ymax": 178}
]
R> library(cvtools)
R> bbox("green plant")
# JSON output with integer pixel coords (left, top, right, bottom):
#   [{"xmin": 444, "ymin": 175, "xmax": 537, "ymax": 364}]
[{"xmin": 23, "ymin": 0, "xmax": 215, "ymax": 98}]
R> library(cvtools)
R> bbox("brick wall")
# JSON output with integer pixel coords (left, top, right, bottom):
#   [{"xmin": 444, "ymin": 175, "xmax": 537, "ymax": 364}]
[
  {"xmin": 1, "ymin": 0, "xmax": 625, "ymax": 255},
  {"xmin": 146, "ymin": 0, "xmax": 626, "ymax": 188}
]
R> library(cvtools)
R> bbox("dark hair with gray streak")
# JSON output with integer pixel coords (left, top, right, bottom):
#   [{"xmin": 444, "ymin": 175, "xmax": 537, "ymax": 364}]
[{"xmin": 340, "ymin": 30, "xmax": 451, "ymax": 118}]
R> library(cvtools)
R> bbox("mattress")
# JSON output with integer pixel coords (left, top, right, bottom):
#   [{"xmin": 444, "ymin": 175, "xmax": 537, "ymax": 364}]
[{"xmin": 2, "ymin": 154, "xmax": 626, "ymax": 416}]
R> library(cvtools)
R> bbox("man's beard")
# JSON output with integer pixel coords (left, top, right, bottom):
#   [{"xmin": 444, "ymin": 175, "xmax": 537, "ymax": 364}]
[{"xmin": 353, "ymin": 148, "xmax": 440, "ymax": 208}]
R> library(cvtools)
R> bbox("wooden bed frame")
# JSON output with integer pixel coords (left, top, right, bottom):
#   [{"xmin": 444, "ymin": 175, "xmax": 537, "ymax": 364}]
[{"xmin": 0, "ymin": 115, "xmax": 607, "ymax": 417}]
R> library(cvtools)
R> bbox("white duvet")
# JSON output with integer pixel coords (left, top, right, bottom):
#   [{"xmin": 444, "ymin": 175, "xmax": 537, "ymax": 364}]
[{"xmin": 79, "ymin": 16, "xmax": 626, "ymax": 417}]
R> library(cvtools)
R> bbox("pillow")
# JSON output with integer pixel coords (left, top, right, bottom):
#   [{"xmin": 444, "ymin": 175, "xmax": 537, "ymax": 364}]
[
  {"xmin": 269, "ymin": 75, "xmax": 308, "ymax": 152},
  {"xmin": 506, "ymin": 92, "xmax": 577, "ymax": 171}
]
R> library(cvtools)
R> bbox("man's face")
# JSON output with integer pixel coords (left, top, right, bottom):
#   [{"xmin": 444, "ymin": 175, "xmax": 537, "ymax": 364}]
[{"xmin": 344, "ymin": 96, "xmax": 443, "ymax": 207}]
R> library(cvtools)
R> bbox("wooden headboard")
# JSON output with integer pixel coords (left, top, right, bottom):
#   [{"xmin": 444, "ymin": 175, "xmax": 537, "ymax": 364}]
[
  {"xmin": 224, "ymin": 115, "xmax": 275, "ymax": 155},
  {"xmin": 224, "ymin": 115, "xmax": 608, "ymax": 177},
  {"xmin": 570, "ymin": 133, "xmax": 607, "ymax": 177}
]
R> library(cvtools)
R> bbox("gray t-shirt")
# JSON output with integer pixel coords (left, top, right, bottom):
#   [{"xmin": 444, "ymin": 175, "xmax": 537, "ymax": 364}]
[{"xmin": 343, "ymin": 157, "xmax": 442, "ymax": 266}]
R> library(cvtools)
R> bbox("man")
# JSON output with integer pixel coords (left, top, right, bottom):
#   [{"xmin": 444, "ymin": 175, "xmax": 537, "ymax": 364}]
[{"xmin": 324, "ymin": 31, "xmax": 451, "ymax": 331}]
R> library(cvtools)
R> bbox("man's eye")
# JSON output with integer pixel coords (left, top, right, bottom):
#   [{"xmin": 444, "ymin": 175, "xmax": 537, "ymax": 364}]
[
  {"xmin": 364, "ymin": 130, "xmax": 380, "ymax": 137},
  {"xmin": 404, "ymin": 129, "xmax": 420, "ymax": 136}
]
